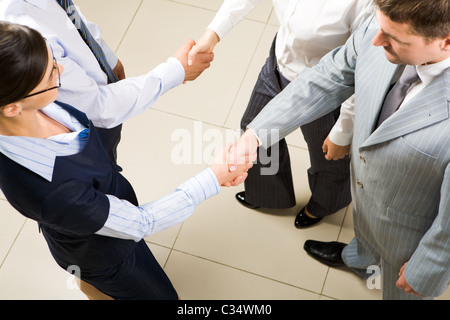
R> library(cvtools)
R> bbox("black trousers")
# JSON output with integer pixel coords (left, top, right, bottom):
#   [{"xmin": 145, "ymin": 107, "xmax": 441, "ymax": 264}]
[{"xmin": 240, "ymin": 37, "xmax": 351, "ymax": 217}]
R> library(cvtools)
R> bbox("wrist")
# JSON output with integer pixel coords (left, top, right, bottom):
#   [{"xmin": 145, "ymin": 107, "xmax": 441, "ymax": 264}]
[{"xmin": 205, "ymin": 28, "xmax": 220, "ymax": 45}]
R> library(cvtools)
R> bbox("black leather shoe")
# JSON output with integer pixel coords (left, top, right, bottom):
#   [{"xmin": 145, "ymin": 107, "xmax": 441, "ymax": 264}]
[
  {"xmin": 303, "ymin": 240, "xmax": 347, "ymax": 268},
  {"xmin": 294, "ymin": 207, "xmax": 322, "ymax": 228},
  {"xmin": 235, "ymin": 192, "xmax": 259, "ymax": 209}
]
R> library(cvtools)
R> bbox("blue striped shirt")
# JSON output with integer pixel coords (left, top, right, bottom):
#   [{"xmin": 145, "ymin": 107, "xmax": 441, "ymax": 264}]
[{"xmin": 0, "ymin": 103, "xmax": 220, "ymax": 241}]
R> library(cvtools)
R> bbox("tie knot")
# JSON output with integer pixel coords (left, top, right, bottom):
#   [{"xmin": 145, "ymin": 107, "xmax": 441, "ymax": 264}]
[{"xmin": 398, "ymin": 65, "xmax": 419, "ymax": 85}]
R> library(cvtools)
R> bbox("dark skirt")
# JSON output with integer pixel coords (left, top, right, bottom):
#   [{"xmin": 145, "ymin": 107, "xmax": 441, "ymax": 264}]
[{"xmin": 80, "ymin": 239, "xmax": 178, "ymax": 300}]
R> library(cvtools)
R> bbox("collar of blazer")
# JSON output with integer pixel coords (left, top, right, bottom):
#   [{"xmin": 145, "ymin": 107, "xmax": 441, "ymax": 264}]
[{"xmin": 360, "ymin": 64, "xmax": 449, "ymax": 149}]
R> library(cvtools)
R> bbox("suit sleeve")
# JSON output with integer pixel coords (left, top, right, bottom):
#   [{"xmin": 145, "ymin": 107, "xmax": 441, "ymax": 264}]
[
  {"xmin": 405, "ymin": 162, "xmax": 450, "ymax": 298},
  {"xmin": 247, "ymin": 16, "xmax": 376, "ymax": 148}
]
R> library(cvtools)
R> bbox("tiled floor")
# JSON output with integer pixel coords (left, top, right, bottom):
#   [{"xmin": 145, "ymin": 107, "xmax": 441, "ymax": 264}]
[{"xmin": 0, "ymin": 0, "xmax": 448, "ymax": 300}]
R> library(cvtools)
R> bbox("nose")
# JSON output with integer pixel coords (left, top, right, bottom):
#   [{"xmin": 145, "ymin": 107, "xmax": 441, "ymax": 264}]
[{"xmin": 372, "ymin": 29, "xmax": 388, "ymax": 47}]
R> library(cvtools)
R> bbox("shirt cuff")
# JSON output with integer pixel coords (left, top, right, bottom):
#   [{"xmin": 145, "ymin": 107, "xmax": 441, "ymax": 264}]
[
  {"xmin": 208, "ymin": 18, "xmax": 233, "ymax": 40},
  {"xmin": 328, "ymin": 125, "xmax": 353, "ymax": 146},
  {"xmin": 151, "ymin": 57, "xmax": 185, "ymax": 94},
  {"xmin": 177, "ymin": 168, "xmax": 220, "ymax": 206}
]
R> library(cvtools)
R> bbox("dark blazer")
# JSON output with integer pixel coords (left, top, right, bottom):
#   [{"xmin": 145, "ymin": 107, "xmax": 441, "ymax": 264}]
[{"xmin": 0, "ymin": 102, "xmax": 137, "ymax": 271}]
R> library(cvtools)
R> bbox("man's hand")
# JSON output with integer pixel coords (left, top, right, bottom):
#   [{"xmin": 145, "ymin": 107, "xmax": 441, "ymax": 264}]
[
  {"xmin": 113, "ymin": 59, "xmax": 126, "ymax": 80},
  {"xmin": 228, "ymin": 129, "xmax": 259, "ymax": 172},
  {"xmin": 210, "ymin": 144, "xmax": 253, "ymax": 187},
  {"xmin": 322, "ymin": 135, "xmax": 350, "ymax": 160},
  {"xmin": 187, "ymin": 29, "xmax": 220, "ymax": 66},
  {"xmin": 396, "ymin": 262, "xmax": 425, "ymax": 298},
  {"xmin": 174, "ymin": 39, "xmax": 214, "ymax": 82}
]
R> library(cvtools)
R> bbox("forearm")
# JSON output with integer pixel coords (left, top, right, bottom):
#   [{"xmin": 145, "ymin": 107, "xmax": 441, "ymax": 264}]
[
  {"xmin": 207, "ymin": 0, "xmax": 260, "ymax": 39},
  {"xmin": 328, "ymin": 95, "xmax": 355, "ymax": 146},
  {"xmin": 57, "ymin": 56, "xmax": 184, "ymax": 129},
  {"xmin": 96, "ymin": 168, "xmax": 220, "ymax": 241}
]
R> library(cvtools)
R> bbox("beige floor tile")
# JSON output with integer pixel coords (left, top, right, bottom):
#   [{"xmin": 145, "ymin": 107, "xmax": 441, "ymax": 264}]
[
  {"xmin": 165, "ymin": 250, "xmax": 319, "ymax": 300},
  {"xmin": 115, "ymin": 0, "xmax": 266, "ymax": 126},
  {"xmin": 172, "ymin": 0, "xmax": 274, "ymax": 23},
  {"xmin": 76, "ymin": 0, "xmax": 142, "ymax": 52},
  {"xmin": 323, "ymin": 267, "xmax": 382, "ymax": 300},
  {"xmin": 0, "ymin": 220, "xmax": 87, "ymax": 300},
  {"xmin": 0, "ymin": 219, "xmax": 171, "ymax": 300},
  {"xmin": 0, "ymin": 200, "xmax": 26, "ymax": 265}
]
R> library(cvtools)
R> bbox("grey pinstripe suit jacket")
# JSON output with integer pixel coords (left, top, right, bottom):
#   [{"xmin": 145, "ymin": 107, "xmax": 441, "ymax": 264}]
[{"xmin": 249, "ymin": 15, "xmax": 449, "ymax": 297}]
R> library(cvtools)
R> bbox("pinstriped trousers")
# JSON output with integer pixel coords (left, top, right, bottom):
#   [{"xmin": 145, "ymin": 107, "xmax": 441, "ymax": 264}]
[
  {"xmin": 343, "ymin": 238, "xmax": 431, "ymax": 299},
  {"xmin": 240, "ymin": 37, "xmax": 351, "ymax": 217}
]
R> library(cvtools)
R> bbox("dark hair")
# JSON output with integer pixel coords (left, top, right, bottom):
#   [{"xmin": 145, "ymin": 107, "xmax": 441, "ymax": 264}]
[
  {"xmin": 374, "ymin": 0, "xmax": 450, "ymax": 39},
  {"xmin": 0, "ymin": 22, "xmax": 48, "ymax": 107}
]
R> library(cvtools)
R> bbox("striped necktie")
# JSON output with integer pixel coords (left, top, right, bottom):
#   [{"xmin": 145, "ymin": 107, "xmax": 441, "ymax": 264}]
[{"xmin": 56, "ymin": 0, "xmax": 118, "ymax": 83}]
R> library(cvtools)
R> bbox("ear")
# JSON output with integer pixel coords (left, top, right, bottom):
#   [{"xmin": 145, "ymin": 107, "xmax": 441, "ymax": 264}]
[
  {"xmin": 441, "ymin": 35, "xmax": 450, "ymax": 51},
  {"xmin": 1, "ymin": 103, "xmax": 22, "ymax": 118}
]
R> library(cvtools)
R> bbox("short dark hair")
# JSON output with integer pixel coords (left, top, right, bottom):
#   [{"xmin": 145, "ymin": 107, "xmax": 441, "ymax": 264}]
[
  {"xmin": 0, "ymin": 22, "xmax": 48, "ymax": 107},
  {"xmin": 374, "ymin": 0, "xmax": 450, "ymax": 39}
]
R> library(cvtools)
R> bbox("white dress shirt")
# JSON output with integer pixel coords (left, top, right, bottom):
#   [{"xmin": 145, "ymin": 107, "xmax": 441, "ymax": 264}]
[
  {"xmin": 402, "ymin": 57, "xmax": 450, "ymax": 108},
  {"xmin": 208, "ymin": 0, "xmax": 374, "ymax": 146},
  {"xmin": 0, "ymin": 0, "xmax": 185, "ymax": 128}
]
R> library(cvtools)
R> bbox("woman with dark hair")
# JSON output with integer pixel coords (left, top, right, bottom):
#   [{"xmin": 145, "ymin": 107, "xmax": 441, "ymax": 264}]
[{"xmin": 0, "ymin": 22, "xmax": 252, "ymax": 300}]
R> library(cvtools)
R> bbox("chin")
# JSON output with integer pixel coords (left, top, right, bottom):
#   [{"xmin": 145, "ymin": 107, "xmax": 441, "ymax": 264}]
[{"xmin": 384, "ymin": 52, "xmax": 402, "ymax": 65}]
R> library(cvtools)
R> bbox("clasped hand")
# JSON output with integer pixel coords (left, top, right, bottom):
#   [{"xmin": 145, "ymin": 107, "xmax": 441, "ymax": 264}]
[
  {"xmin": 209, "ymin": 130, "xmax": 259, "ymax": 187},
  {"xmin": 174, "ymin": 39, "xmax": 214, "ymax": 82}
]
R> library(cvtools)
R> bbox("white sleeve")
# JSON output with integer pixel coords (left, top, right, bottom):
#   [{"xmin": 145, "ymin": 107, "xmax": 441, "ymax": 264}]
[
  {"xmin": 96, "ymin": 169, "xmax": 220, "ymax": 241},
  {"xmin": 207, "ymin": 0, "xmax": 261, "ymax": 39},
  {"xmin": 328, "ymin": 95, "xmax": 355, "ymax": 146}
]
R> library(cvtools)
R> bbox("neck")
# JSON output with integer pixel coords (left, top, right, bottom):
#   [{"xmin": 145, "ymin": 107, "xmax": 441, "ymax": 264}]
[{"xmin": 0, "ymin": 110, "xmax": 70, "ymax": 138}]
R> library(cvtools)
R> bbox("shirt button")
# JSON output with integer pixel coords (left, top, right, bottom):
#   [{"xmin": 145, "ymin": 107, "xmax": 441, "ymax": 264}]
[{"xmin": 357, "ymin": 179, "xmax": 364, "ymax": 188}]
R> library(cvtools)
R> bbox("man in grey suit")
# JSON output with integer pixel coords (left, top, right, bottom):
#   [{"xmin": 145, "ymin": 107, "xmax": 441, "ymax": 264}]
[{"xmin": 229, "ymin": 0, "xmax": 449, "ymax": 299}]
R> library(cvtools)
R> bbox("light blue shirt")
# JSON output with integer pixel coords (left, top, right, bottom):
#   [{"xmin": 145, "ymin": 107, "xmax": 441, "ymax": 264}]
[{"xmin": 0, "ymin": 104, "xmax": 220, "ymax": 242}]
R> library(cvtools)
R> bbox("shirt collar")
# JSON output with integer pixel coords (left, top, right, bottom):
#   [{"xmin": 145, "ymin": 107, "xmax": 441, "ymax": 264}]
[
  {"xmin": 0, "ymin": 103, "xmax": 87, "ymax": 182},
  {"xmin": 416, "ymin": 56, "xmax": 450, "ymax": 87},
  {"xmin": 24, "ymin": 0, "xmax": 48, "ymax": 11}
]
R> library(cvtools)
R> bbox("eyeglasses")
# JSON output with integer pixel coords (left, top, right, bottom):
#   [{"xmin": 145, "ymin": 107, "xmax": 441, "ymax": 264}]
[{"xmin": 23, "ymin": 47, "xmax": 61, "ymax": 99}]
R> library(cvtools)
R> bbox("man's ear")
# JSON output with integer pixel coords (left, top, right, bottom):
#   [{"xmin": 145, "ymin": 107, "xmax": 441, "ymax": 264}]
[
  {"xmin": 441, "ymin": 35, "xmax": 450, "ymax": 51},
  {"xmin": 0, "ymin": 103, "xmax": 22, "ymax": 118}
]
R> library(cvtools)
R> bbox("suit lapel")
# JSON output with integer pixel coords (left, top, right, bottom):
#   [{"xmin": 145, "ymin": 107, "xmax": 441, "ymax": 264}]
[
  {"xmin": 354, "ymin": 48, "xmax": 399, "ymax": 143},
  {"xmin": 361, "ymin": 68, "xmax": 450, "ymax": 148}
]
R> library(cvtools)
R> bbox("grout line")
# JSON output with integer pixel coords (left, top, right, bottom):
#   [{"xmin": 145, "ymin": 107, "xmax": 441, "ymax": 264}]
[
  {"xmin": 113, "ymin": 0, "xmax": 144, "ymax": 54},
  {"xmin": 152, "ymin": 244, "xmax": 325, "ymax": 297},
  {"xmin": 0, "ymin": 219, "xmax": 27, "ymax": 270}
]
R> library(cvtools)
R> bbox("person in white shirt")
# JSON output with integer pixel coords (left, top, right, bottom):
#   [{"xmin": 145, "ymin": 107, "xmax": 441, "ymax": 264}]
[
  {"xmin": 0, "ymin": 0, "xmax": 213, "ymax": 167},
  {"xmin": 188, "ymin": 0, "xmax": 374, "ymax": 228}
]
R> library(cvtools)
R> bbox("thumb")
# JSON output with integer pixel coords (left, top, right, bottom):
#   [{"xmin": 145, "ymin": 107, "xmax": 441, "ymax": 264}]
[
  {"xmin": 322, "ymin": 141, "xmax": 328, "ymax": 154},
  {"xmin": 187, "ymin": 44, "xmax": 199, "ymax": 66},
  {"xmin": 227, "ymin": 145, "xmax": 238, "ymax": 172}
]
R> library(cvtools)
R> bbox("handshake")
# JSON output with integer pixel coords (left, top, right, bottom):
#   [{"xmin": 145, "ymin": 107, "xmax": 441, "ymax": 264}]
[{"xmin": 209, "ymin": 130, "xmax": 260, "ymax": 187}]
